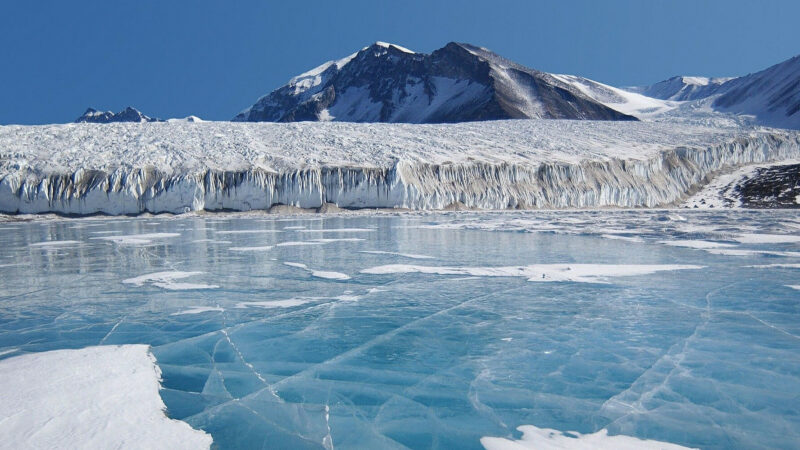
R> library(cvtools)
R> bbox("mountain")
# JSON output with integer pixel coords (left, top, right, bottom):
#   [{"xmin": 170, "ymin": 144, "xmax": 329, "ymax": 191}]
[
  {"xmin": 548, "ymin": 74, "xmax": 674, "ymax": 118},
  {"xmin": 712, "ymin": 55, "xmax": 800, "ymax": 129},
  {"xmin": 625, "ymin": 54, "xmax": 800, "ymax": 129},
  {"xmin": 233, "ymin": 42, "xmax": 637, "ymax": 123},
  {"xmin": 75, "ymin": 107, "xmax": 160, "ymax": 123},
  {"xmin": 629, "ymin": 76, "xmax": 733, "ymax": 101}
]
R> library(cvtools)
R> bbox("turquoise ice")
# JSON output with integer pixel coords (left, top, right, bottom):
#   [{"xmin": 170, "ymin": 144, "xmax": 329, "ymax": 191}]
[{"xmin": 1, "ymin": 210, "xmax": 799, "ymax": 449}]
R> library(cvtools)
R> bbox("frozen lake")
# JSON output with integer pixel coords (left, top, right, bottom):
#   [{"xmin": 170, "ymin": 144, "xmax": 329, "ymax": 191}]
[{"xmin": 1, "ymin": 210, "xmax": 799, "ymax": 449}]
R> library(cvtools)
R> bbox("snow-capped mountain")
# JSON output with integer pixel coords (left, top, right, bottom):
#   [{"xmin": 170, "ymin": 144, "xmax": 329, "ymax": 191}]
[
  {"xmin": 234, "ymin": 42, "xmax": 637, "ymax": 123},
  {"xmin": 75, "ymin": 107, "xmax": 160, "ymax": 123},
  {"xmin": 625, "ymin": 54, "xmax": 800, "ymax": 129},
  {"xmin": 712, "ymin": 55, "xmax": 800, "ymax": 129},
  {"xmin": 629, "ymin": 76, "xmax": 733, "ymax": 101}
]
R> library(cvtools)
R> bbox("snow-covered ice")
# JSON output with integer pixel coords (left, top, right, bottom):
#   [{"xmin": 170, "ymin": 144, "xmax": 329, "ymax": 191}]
[
  {"xmin": 0, "ymin": 345, "xmax": 211, "ymax": 449},
  {"xmin": 361, "ymin": 263, "xmax": 703, "ymax": 284},
  {"xmin": 481, "ymin": 425, "xmax": 693, "ymax": 450},
  {"xmin": 171, "ymin": 306, "xmax": 224, "ymax": 315},
  {"xmin": 123, "ymin": 271, "xmax": 219, "ymax": 290}
]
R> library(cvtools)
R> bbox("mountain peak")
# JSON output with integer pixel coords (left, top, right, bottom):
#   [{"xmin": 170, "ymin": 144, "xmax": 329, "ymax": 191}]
[
  {"xmin": 369, "ymin": 41, "xmax": 416, "ymax": 54},
  {"xmin": 233, "ymin": 41, "xmax": 636, "ymax": 123},
  {"xmin": 75, "ymin": 107, "xmax": 160, "ymax": 123}
]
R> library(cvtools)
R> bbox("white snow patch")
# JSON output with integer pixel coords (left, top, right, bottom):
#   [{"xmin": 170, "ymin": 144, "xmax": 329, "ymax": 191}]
[
  {"xmin": 30, "ymin": 240, "xmax": 81, "ymax": 248},
  {"xmin": 734, "ymin": 234, "xmax": 800, "ymax": 244},
  {"xmin": 600, "ymin": 234, "xmax": 644, "ymax": 243},
  {"xmin": 0, "ymin": 345, "xmax": 212, "ymax": 449},
  {"xmin": 359, "ymin": 250, "xmax": 435, "ymax": 259},
  {"xmin": 660, "ymin": 240, "xmax": 737, "ymax": 249},
  {"xmin": 276, "ymin": 241, "xmax": 323, "ymax": 247},
  {"xmin": 236, "ymin": 299, "xmax": 314, "ymax": 309},
  {"xmin": 96, "ymin": 233, "xmax": 180, "ymax": 245},
  {"xmin": 297, "ymin": 228, "xmax": 374, "ymax": 233},
  {"xmin": 216, "ymin": 230, "xmax": 282, "ymax": 235},
  {"xmin": 123, "ymin": 271, "xmax": 218, "ymax": 290},
  {"xmin": 283, "ymin": 261, "xmax": 350, "ymax": 280},
  {"xmin": 361, "ymin": 264, "xmax": 702, "ymax": 284},
  {"xmin": 171, "ymin": 306, "xmax": 224, "ymax": 315},
  {"xmin": 705, "ymin": 248, "xmax": 800, "ymax": 257},
  {"xmin": 745, "ymin": 264, "xmax": 800, "ymax": 269},
  {"xmin": 229, "ymin": 246, "xmax": 274, "ymax": 252},
  {"xmin": 480, "ymin": 425, "xmax": 692, "ymax": 450}
]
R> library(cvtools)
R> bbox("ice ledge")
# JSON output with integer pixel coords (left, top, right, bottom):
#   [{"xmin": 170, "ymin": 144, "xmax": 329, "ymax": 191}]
[
  {"xmin": 0, "ymin": 345, "xmax": 212, "ymax": 449},
  {"xmin": 1, "ymin": 133, "xmax": 799, "ymax": 215}
]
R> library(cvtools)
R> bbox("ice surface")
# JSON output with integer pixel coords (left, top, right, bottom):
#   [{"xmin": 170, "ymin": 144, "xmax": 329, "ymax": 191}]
[
  {"xmin": 0, "ymin": 345, "xmax": 211, "ymax": 449},
  {"xmin": 1, "ymin": 211, "xmax": 800, "ymax": 449}
]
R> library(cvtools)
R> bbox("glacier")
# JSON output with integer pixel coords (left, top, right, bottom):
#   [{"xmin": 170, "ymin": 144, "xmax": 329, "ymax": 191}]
[{"xmin": 1, "ymin": 119, "xmax": 799, "ymax": 215}]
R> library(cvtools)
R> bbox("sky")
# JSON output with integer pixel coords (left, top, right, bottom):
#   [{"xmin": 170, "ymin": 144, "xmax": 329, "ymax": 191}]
[{"xmin": 1, "ymin": 0, "xmax": 798, "ymax": 125}]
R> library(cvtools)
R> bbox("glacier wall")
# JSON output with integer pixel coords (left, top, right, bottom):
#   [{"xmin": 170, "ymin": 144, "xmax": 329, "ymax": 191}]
[{"xmin": 1, "ymin": 133, "xmax": 799, "ymax": 215}]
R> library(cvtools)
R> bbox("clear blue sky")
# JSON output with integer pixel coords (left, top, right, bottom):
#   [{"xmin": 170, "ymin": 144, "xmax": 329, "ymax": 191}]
[{"xmin": 1, "ymin": 0, "xmax": 798, "ymax": 124}]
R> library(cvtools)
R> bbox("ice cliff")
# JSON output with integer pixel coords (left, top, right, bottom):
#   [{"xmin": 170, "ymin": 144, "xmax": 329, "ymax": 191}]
[{"xmin": 1, "ymin": 120, "xmax": 798, "ymax": 215}]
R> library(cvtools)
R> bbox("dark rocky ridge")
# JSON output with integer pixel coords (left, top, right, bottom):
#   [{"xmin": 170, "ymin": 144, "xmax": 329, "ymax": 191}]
[
  {"xmin": 234, "ymin": 42, "xmax": 637, "ymax": 123},
  {"xmin": 75, "ymin": 107, "xmax": 160, "ymax": 123},
  {"xmin": 734, "ymin": 164, "xmax": 800, "ymax": 208}
]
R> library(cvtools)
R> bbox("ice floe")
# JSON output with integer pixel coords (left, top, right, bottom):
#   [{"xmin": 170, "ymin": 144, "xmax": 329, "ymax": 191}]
[{"xmin": 0, "ymin": 345, "xmax": 212, "ymax": 449}]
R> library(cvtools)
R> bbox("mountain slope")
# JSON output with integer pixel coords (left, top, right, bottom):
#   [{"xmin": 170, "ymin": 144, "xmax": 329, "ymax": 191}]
[
  {"xmin": 549, "ymin": 74, "xmax": 675, "ymax": 118},
  {"xmin": 234, "ymin": 42, "xmax": 637, "ymax": 123},
  {"xmin": 630, "ymin": 76, "xmax": 733, "ymax": 101},
  {"xmin": 75, "ymin": 107, "xmax": 159, "ymax": 123},
  {"xmin": 713, "ymin": 55, "xmax": 800, "ymax": 129}
]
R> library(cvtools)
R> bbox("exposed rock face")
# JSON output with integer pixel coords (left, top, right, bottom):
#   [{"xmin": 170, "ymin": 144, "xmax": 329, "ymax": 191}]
[
  {"xmin": 75, "ymin": 107, "xmax": 159, "ymax": 123},
  {"xmin": 234, "ymin": 42, "xmax": 637, "ymax": 123},
  {"xmin": 734, "ymin": 164, "xmax": 800, "ymax": 208}
]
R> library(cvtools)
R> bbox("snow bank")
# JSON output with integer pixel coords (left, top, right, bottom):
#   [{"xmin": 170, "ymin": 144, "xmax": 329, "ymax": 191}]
[
  {"xmin": 0, "ymin": 345, "xmax": 212, "ymax": 449},
  {"xmin": 1, "ymin": 120, "xmax": 799, "ymax": 215}
]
